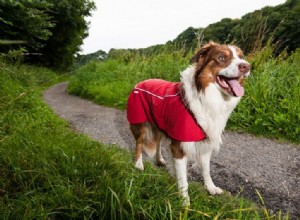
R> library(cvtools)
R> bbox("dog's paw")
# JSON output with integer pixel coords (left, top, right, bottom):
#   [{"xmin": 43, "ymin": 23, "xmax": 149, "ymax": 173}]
[
  {"xmin": 156, "ymin": 158, "xmax": 167, "ymax": 166},
  {"xmin": 182, "ymin": 195, "xmax": 190, "ymax": 207},
  {"xmin": 135, "ymin": 160, "xmax": 144, "ymax": 170},
  {"xmin": 207, "ymin": 186, "xmax": 223, "ymax": 195}
]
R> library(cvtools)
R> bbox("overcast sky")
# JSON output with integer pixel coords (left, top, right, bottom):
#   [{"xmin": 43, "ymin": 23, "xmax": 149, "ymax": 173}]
[{"xmin": 80, "ymin": 0, "xmax": 285, "ymax": 54}]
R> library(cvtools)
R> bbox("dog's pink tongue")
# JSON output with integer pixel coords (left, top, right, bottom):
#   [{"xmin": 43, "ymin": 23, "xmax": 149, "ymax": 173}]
[{"xmin": 227, "ymin": 79, "xmax": 244, "ymax": 97}]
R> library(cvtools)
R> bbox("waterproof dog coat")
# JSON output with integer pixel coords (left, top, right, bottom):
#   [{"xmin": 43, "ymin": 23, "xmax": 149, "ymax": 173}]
[{"xmin": 127, "ymin": 79, "xmax": 206, "ymax": 142}]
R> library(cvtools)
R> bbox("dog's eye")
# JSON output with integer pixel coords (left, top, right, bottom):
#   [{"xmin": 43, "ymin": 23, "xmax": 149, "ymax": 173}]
[{"xmin": 219, "ymin": 55, "xmax": 226, "ymax": 61}]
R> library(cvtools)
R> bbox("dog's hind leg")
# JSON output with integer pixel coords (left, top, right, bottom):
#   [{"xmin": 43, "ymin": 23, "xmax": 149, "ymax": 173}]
[
  {"xmin": 156, "ymin": 141, "xmax": 166, "ymax": 166},
  {"xmin": 130, "ymin": 123, "xmax": 147, "ymax": 170},
  {"xmin": 134, "ymin": 138, "xmax": 144, "ymax": 170},
  {"xmin": 131, "ymin": 123, "xmax": 158, "ymax": 170},
  {"xmin": 154, "ymin": 129, "xmax": 166, "ymax": 166}
]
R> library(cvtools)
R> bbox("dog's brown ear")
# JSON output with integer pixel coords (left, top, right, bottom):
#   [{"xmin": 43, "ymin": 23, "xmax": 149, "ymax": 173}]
[{"xmin": 190, "ymin": 41, "xmax": 218, "ymax": 64}]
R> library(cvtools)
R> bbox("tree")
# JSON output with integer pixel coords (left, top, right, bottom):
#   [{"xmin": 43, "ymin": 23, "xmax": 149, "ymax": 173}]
[
  {"xmin": 40, "ymin": 0, "xmax": 96, "ymax": 70},
  {"xmin": 172, "ymin": 27, "xmax": 198, "ymax": 51},
  {"xmin": 230, "ymin": 0, "xmax": 300, "ymax": 54},
  {"xmin": 271, "ymin": 0, "xmax": 300, "ymax": 53},
  {"xmin": 203, "ymin": 18, "xmax": 239, "ymax": 45},
  {"xmin": 0, "ymin": 0, "xmax": 95, "ymax": 70},
  {"xmin": 0, "ymin": 0, "xmax": 54, "ymax": 52},
  {"xmin": 76, "ymin": 50, "xmax": 107, "ymax": 66}
]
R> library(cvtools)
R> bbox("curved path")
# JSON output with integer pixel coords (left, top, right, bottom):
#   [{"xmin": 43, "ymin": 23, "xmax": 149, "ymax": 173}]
[{"xmin": 44, "ymin": 82, "xmax": 300, "ymax": 219}]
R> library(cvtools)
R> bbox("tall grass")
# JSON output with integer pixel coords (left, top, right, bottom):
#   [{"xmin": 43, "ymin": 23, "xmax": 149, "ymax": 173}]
[
  {"xmin": 228, "ymin": 47, "xmax": 300, "ymax": 142},
  {"xmin": 69, "ymin": 47, "xmax": 300, "ymax": 143},
  {"xmin": 68, "ymin": 52, "xmax": 189, "ymax": 109},
  {"xmin": 0, "ymin": 59, "xmax": 284, "ymax": 218}
]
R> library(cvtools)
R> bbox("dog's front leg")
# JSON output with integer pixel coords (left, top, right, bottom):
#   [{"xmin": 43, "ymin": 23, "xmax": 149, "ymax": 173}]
[
  {"xmin": 170, "ymin": 141, "xmax": 190, "ymax": 206},
  {"xmin": 199, "ymin": 150, "xmax": 223, "ymax": 195},
  {"xmin": 174, "ymin": 156, "xmax": 190, "ymax": 206}
]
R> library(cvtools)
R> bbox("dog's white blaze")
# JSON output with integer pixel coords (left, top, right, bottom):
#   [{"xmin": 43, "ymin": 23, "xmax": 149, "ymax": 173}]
[
  {"xmin": 229, "ymin": 46, "xmax": 251, "ymax": 77},
  {"xmin": 173, "ymin": 157, "xmax": 190, "ymax": 205},
  {"xmin": 229, "ymin": 46, "xmax": 240, "ymax": 59}
]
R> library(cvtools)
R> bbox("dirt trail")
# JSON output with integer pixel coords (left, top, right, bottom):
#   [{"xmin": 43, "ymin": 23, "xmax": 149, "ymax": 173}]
[{"xmin": 44, "ymin": 82, "xmax": 300, "ymax": 219}]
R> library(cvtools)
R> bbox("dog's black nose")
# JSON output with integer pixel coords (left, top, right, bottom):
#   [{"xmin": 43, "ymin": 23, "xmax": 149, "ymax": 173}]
[{"xmin": 238, "ymin": 63, "xmax": 251, "ymax": 75}]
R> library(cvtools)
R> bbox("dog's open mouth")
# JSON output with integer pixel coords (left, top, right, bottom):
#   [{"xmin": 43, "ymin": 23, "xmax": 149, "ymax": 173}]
[{"xmin": 216, "ymin": 76, "xmax": 244, "ymax": 97}]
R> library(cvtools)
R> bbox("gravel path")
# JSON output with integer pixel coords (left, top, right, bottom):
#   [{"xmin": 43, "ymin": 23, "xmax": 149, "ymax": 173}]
[{"xmin": 44, "ymin": 82, "xmax": 300, "ymax": 219}]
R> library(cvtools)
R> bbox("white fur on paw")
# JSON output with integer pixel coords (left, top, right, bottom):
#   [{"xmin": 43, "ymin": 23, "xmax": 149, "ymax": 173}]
[
  {"xmin": 207, "ymin": 186, "xmax": 223, "ymax": 195},
  {"xmin": 135, "ymin": 160, "xmax": 144, "ymax": 170},
  {"xmin": 182, "ymin": 196, "xmax": 190, "ymax": 207}
]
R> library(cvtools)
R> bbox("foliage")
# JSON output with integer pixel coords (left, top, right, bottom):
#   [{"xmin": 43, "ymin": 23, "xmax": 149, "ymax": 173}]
[
  {"xmin": 271, "ymin": 0, "xmax": 300, "ymax": 54},
  {"xmin": 40, "ymin": 0, "xmax": 96, "ymax": 70},
  {"xmin": 171, "ymin": 19, "xmax": 240, "ymax": 52},
  {"xmin": 69, "ymin": 47, "xmax": 300, "ymax": 143},
  {"xmin": 171, "ymin": 27, "xmax": 199, "ymax": 51},
  {"xmin": 76, "ymin": 49, "xmax": 107, "ymax": 66},
  {"xmin": 0, "ymin": 0, "xmax": 54, "ymax": 51},
  {"xmin": 0, "ymin": 60, "xmax": 282, "ymax": 219},
  {"xmin": 0, "ymin": 0, "xmax": 95, "ymax": 70},
  {"xmin": 203, "ymin": 18, "xmax": 240, "ymax": 45},
  {"xmin": 231, "ymin": 0, "xmax": 300, "ymax": 54},
  {"xmin": 0, "ymin": 47, "xmax": 27, "ymax": 63}
]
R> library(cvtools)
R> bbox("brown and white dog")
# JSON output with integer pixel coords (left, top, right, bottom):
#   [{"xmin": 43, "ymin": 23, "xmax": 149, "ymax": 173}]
[{"xmin": 127, "ymin": 42, "xmax": 250, "ymax": 205}]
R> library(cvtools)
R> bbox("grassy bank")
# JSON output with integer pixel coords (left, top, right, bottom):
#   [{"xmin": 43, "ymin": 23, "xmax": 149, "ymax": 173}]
[
  {"xmin": 0, "ymin": 61, "xmax": 283, "ymax": 218},
  {"xmin": 69, "ymin": 47, "xmax": 300, "ymax": 143}
]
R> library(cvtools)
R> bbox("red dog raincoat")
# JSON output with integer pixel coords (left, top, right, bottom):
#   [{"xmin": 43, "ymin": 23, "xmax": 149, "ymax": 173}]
[{"xmin": 127, "ymin": 79, "xmax": 206, "ymax": 142}]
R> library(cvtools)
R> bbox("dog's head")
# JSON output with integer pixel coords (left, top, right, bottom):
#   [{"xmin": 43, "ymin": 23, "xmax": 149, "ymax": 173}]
[{"xmin": 190, "ymin": 42, "xmax": 250, "ymax": 97}]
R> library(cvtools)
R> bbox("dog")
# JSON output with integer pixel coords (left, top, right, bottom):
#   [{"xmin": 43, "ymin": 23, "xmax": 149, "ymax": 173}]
[{"xmin": 127, "ymin": 41, "xmax": 250, "ymax": 205}]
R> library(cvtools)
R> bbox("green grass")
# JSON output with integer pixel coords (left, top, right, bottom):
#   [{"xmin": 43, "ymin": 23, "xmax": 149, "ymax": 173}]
[
  {"xmin": 69, "ymin": 47, "xmax": 300, "ymax": 143},
  {"xmin": 0, "ymin": 60, "xmax": 285, "ymax": 218},
  {"xmin": 68, "ymin": 52, "xmax": 188, "ymax": 109}
]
